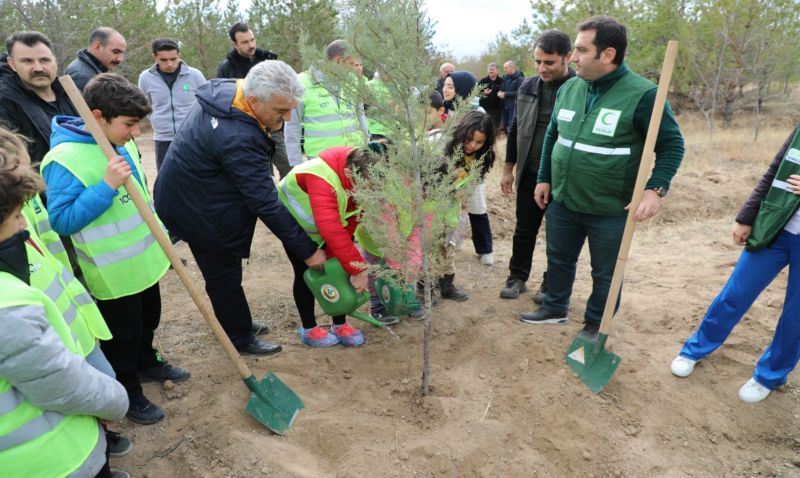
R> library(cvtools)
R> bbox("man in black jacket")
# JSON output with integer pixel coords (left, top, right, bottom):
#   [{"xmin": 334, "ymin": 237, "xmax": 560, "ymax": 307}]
[
  {"xmin": 0, "ymin": 31, "xmax": 77, "ymax": 171},
  {"xmin": 216, "ymin": 23, "xmax": 278, "ymax": 79},
  {"xmin": 478, "ymin": 62, "xmax": 503, "ymax": 133},
  {"xmin": 64, "ymin": 27, "xmax": 126, "ymax": 92},
  {"xmin": 499, "ymin": 30, "xmax": 574, "ymax": 303},
  {"xmin": 154, "ymin": 60, "xmax": 325, "ymax": 356},
  {"xmin": 497, "ymin": 61, "xmax": 524, "ymax": 133},
  {"xmin": 216, "ymin": 23, "xmax": 293, "ymax": 179}
]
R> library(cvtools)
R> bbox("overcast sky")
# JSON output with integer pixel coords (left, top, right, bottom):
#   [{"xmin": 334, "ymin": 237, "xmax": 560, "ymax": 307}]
[
  {"xmin": 424, "ymin": 0, "xmax": 533, "ymax": 59},
  {"xmin": 229, "ymin": 0, "xmax": 533, "ymax": 60}
]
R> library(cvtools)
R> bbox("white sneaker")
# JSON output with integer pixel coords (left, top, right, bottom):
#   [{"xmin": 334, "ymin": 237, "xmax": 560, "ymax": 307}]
[
  {"xmin": 738, "ymin": 378, "xmax": 771, "ymax": 403},
  {"xmin": 670, "ymin": 355, "xmax": 697, "ymax": 377},
  {"xmin": 479, "ymin": 253, "xmax": 494, "ymax": 266}
]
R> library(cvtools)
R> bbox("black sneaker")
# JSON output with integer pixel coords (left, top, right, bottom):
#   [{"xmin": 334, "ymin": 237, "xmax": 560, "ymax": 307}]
[
  {"xmin": 140, "ymin": 362, "xmax": 190, "ymax": 383},
  {"xmin": 579, "ymin": 321, "xmax": 601, "ymax": 340},
  {"xmin": 106, "ymin": 430, "xmax": 132, "ymax": 458},
  {"xmin": 519, "ymin": 308, "xmax": 568, "ymax": 325},
  {"xmin": 126, "ymin": 393, "xmax": 164, "ymax": 425},
  {"xmin": 500, "ymin": 279, "xmax": 527, "ymax": 299}
]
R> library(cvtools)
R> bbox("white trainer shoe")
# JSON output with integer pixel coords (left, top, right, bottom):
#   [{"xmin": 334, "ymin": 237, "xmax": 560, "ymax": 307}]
[
  {"xmin": 738, "ymin": 378, "xmax": 771, "ymax": 403},
  {"xmin": 479, "ymin": 253, "xmax": 494, "ymax": 266},
  {"xmin": 670, "ymin": 355, "xmax": 697, "ymax": 377}
]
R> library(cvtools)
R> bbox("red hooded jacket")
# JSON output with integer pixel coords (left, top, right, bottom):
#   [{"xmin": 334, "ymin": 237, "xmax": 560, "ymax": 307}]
[{"xmin": 294, "ymin": 146, "xmax": 366, "ymax": 275}]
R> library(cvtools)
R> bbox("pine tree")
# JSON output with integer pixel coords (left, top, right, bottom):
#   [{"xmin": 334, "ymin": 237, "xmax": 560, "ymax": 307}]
[{"xmin": 302, "ymin": 0, "xmax": 482, "ymax": 396}]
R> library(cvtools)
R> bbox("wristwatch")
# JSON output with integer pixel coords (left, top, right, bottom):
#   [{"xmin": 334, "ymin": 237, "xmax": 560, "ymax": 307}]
[{"xmin": 648, "ymin": 186, "xmax": 669, "ymax": 198}]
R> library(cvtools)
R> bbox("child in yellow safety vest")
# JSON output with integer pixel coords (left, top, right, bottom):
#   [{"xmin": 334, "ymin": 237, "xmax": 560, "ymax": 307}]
[
  {"xmin": 41, "ymin": 73, "xmax": 189, "ymax": 426},
  {"xmin": 0, "ymin": 125, "xmax": 130, "ymax": 478}
]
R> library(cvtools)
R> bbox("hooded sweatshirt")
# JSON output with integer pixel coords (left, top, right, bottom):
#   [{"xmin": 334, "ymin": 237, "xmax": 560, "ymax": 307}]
[{"xmin": 41, "ymin": 116, "xmax": 144, "ymax": 236}]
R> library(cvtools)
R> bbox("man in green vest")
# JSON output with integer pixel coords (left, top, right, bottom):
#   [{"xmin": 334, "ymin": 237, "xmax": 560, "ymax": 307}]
[
  {"xmin": 284, "ymin": 39, "xmax": 369, "ymax": 166},
  {"xmin": 520, "ymin": 16, "xmax": 685, "ymax": 339},
  {"xmin": 0, "ymin": 127, "xmax": 130, "ymax": 477}
]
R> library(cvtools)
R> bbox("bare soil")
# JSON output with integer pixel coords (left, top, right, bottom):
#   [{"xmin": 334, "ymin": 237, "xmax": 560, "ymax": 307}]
[{"xmin": 114, "ymin": 117, "xmax": 800, "ymax": 477}]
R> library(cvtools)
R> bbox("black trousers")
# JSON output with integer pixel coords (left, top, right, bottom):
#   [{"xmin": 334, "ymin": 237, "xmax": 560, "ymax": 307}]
[
  {"xmin": 154, "ymin": 140, "xmax": 171, "ymax": 172},
  {"xmin": 97, "ymin": 284, "xmax": 162, "ymax": 397},
  {"xmin": 284, "ymin": 244, "xmax": 346, "ymax": 329},
  {"xmin": 507, "ymin": 173, "xmax": 546, "ymax": 282},
  {"xmin": 188, "ymin": 244, "xmax": 255, "ymax": 348},
  {"xmin": 468, "ymin": 213, "xmax": 493, "ymax": 255}
]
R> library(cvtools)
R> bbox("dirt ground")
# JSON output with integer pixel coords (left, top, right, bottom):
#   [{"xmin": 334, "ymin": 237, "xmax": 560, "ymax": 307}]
[{"xmin": 114, "ymin": 115, "xmax": 800, "ymax": 477}]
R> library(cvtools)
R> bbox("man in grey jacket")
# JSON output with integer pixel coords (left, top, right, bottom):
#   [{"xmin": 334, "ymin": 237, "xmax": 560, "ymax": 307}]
[
  {"xmin": 138, "ymin": 38, "xmax": 206, "ymax": 170},
  {"xmin": 65, "ymin": 27, "xmax": 126, "ymax": 92}
]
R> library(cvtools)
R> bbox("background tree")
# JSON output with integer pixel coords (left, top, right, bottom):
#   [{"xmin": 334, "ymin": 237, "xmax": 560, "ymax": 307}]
[{"xmin": 247, "ymin": 0, "xmax": 339, "ymax": 72}]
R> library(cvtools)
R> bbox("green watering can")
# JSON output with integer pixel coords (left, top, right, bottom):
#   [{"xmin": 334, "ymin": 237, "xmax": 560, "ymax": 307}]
[
  {"xmin": 375, "ymin": 277, "xmax": 421, "ymax": 317},
  {"xmin": 303, "ymin": 258, "xmax": 384, "ymax": 327}
]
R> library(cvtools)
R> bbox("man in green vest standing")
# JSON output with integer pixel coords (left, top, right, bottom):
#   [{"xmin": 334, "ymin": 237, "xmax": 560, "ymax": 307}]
[
  {"xmin": 520, "ymin": 16, "xmax": 685, "ymax": 339},
  {"xmin": 284, "ymin": 39, "xmax": 369, "ymax": 166}
]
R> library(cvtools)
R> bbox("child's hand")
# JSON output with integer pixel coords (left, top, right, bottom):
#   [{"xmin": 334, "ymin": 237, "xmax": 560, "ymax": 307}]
[
  {"xmin": 104, "ymin": 155, "xmax": 132, "ymax": 190},
  {"xmin": 350, "ymin": 270, "xmax": 369, "ymax": 293}
]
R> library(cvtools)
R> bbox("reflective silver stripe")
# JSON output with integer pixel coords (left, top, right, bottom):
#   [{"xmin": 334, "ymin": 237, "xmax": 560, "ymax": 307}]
[
  {"xmin": 305, "ymin": 113, "xmax": 356, "ymax": 123},
  {"xmin": 61, "ymin": 268, "xmax": 75, "ymax": 282},
  {"xmin": 557, "ymin": 136, "xmax": 631, "ymax": 156},
  {"xmin": 305, "ymin": 124, "xmax": 363, "ymax": 138},
  {"xmin": 0, "ymin": 388, "xmax": 24, "ymax": 416},
  {"xmin": 0, "ymin": 411, "xmax": 64, "ymax": 451},
  {"xmin": 62, "ymin": 303, "xmax": 78, "ymax": 324},
  {"xmin": 75, "ymin": 234, "xmax": 157, "ymax": 268},
  {"xmin": 46, "ymin": 240, "xmax": 66, "ymax": 256},
  {"xmin": 43, "ymin": 276, "xmax": 65, "ymax": 302},
  {"xmin": 36, "ymin": 219, "xmax": 52, "ymax": 234},
  {"xmin": 279, "ymin": 181, "xmax": 318, "ymax": 234},
  {"xmin": 73, "ymin": 291, "xmax": 94, "ymax": 306},
  {"xmin": 771, "ymin": 179, "xmax": 792, "ymax": 192},
  {"xmin": 72, "ymin": 213, "xmax": 145, "ymax": 245}
]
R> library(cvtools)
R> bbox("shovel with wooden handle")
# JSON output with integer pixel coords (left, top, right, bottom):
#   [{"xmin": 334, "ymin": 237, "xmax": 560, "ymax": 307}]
[
  {"xmin": 59, "ymin": 75, "xmax": 303, "ymax": 434},
  {"xmin": 565, "ymin": 41, "xmax": 679, "ymax": 393}
]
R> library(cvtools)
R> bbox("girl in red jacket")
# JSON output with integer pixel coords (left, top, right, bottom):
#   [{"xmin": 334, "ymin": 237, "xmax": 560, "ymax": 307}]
[{"xmin": 280, "ymin": 144, "xmax": 387, "ymax": 347}]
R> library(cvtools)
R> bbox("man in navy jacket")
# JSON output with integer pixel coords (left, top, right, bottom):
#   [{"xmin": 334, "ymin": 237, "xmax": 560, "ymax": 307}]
[{"xmin": 154, "ymin": 61, "xmax": 325, "ymax": 355}]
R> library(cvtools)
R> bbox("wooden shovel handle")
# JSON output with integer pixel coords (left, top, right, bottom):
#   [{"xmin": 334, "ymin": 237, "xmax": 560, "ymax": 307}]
[
  {"xmin": 58, "ymin": 75, "xmax": 253, "ymax": 380},
  {"xmin": 598, "ymin": 41, "xmax": 679, "ymax": 336}
]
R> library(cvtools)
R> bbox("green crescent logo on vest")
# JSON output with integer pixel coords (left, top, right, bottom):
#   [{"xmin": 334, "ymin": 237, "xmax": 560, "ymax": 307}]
[
  {"xmin": 182, "ymin": 83, "xmax": 191, "ymax": 92},
  {"xmin": 321, "ymin": 284, "xmax": 340, "ymax": 303},
  {"xmin": 592, "ymin": 108, "xmax": 622, "ymax": 137},
  {"xmin": 381, "ymin": 284, "xmax": 391, "ymax": 303}
]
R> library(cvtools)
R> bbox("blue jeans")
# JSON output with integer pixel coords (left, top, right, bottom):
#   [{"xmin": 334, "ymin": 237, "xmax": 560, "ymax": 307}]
[
  {"xmin": 680, "ymin": 230, "xmax": 800, "ymax": 389},
  {"xmin": 542, "ymin": 200, "xmax": 626, "ymax": 324}
]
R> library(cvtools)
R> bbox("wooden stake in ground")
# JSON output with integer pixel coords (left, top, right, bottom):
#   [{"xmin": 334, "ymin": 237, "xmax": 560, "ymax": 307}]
[{"xmin": 59, "ymin": 75, "xmax": 304, "ymax": 434}]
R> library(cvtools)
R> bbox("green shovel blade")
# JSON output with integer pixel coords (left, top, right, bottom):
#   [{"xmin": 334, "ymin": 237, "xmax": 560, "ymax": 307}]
[
  {"xmin": 243, "ymin": 372, "xmax": 304, "ymax": 435},
  {"xmin": 565, "ymin": 333, "xmax": 622, "ymax": 394}
]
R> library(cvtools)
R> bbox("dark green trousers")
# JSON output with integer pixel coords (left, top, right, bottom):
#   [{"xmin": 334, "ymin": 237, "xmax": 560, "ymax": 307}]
[{"xmin": 542, "ymin": 200, "xmax": 625, "ymax": 324}]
